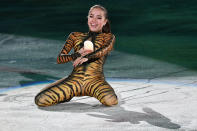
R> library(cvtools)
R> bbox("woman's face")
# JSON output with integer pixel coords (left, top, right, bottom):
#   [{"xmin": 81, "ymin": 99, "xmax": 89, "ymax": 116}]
[{"xmin": 88, "ymin": 8, "xmax": 107, "ymax": 32}]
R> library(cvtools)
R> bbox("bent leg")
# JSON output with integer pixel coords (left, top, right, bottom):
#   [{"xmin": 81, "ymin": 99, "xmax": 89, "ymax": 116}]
[
  {"xmin": 87, "ymin": 80, "xmax": 118, "ymax": 106},
  {"xmin": 35, "ymin": 77, "xmax": 80, "ymax": 107}
]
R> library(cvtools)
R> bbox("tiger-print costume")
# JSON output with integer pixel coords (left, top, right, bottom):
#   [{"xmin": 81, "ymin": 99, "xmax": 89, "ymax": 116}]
[{"xmin": 35, "ymin": 32, "xmax": 118, "ymax": 107}]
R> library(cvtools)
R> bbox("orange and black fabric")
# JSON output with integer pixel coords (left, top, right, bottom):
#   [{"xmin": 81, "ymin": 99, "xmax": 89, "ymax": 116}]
[{"xmin": 35, "ymin": 32, "xmax": 118, "ymax": 107}]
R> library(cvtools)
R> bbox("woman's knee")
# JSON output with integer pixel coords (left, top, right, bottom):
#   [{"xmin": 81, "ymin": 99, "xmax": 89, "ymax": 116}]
[
  {"xmin": 101, "ymin": 94, "xmax": 118, "ymax": 106},
  {"xmin": 34, "ymin": 93, "xmax": 52, "ymax": 107},
  {"xmin": 35, "ymin": 90, "xmax": 73, "ymax": 107}
]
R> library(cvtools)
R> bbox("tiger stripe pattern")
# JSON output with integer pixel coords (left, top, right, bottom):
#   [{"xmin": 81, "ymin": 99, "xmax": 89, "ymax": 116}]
[{"xmin": 35, "ymin": 32, "xmax": 118, "ymax": 107}]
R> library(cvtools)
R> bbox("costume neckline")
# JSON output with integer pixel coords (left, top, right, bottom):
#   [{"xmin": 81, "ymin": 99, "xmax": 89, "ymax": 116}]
[{"xmin": 88, "ymin": 31, "xmax": 102, "ymax": 36}]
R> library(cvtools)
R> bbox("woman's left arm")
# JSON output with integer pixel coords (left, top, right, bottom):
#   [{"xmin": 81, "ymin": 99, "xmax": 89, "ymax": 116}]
[{"xmin": 83, "ymin": 33, "xmax": 115, "ymax": 59}]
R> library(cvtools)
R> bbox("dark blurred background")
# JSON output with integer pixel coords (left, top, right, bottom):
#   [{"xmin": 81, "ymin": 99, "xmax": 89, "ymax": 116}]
[
  {"xmin": 1, "ymin": 0, "xmax": 197, "ymax": 88},
  {"xmin": 1, "ymin": 0, "xmax": 197, "ymax": 70}
]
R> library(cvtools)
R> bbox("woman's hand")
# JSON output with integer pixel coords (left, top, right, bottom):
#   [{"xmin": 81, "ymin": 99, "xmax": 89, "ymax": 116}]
[
  {"xmin": 73, "ymin": 47, "xmax": 93, "ymax": 67},
  {"xmin": 78, "ymin": 47, "xmax": 85, "ymax": 55},
  {"xmin": 78, "ymin": 47, "xmax": 93, "ymax": 56},
  {"xmin": 73, "ymin": 57, "xmax": 88, "ymax": 67}
]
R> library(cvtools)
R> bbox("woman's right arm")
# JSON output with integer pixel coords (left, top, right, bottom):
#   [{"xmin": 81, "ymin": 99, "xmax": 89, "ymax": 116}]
[{"xmin": 57, "ymin": 32, "xmax": 81, "ymax": 64}]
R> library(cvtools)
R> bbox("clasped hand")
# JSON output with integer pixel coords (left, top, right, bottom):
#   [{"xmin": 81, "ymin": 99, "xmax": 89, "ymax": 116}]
[{"xmin": 73, "ymin": 47, "xmax": 92, "ymax": 67}]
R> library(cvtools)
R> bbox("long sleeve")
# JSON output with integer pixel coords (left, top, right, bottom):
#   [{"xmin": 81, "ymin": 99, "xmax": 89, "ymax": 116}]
[
  {"xmin": 57, "ymin": 32, "xmax": 81, "ymax": 64},
  {"xmin": 83, "ymin": 33, "xmax": 115, "ymax": 60}
]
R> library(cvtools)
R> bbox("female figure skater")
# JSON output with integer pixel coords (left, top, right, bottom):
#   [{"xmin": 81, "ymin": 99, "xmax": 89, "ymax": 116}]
[{"xmin": 35, "ymin": 5, "xmax": 118, "ymax": 107}]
